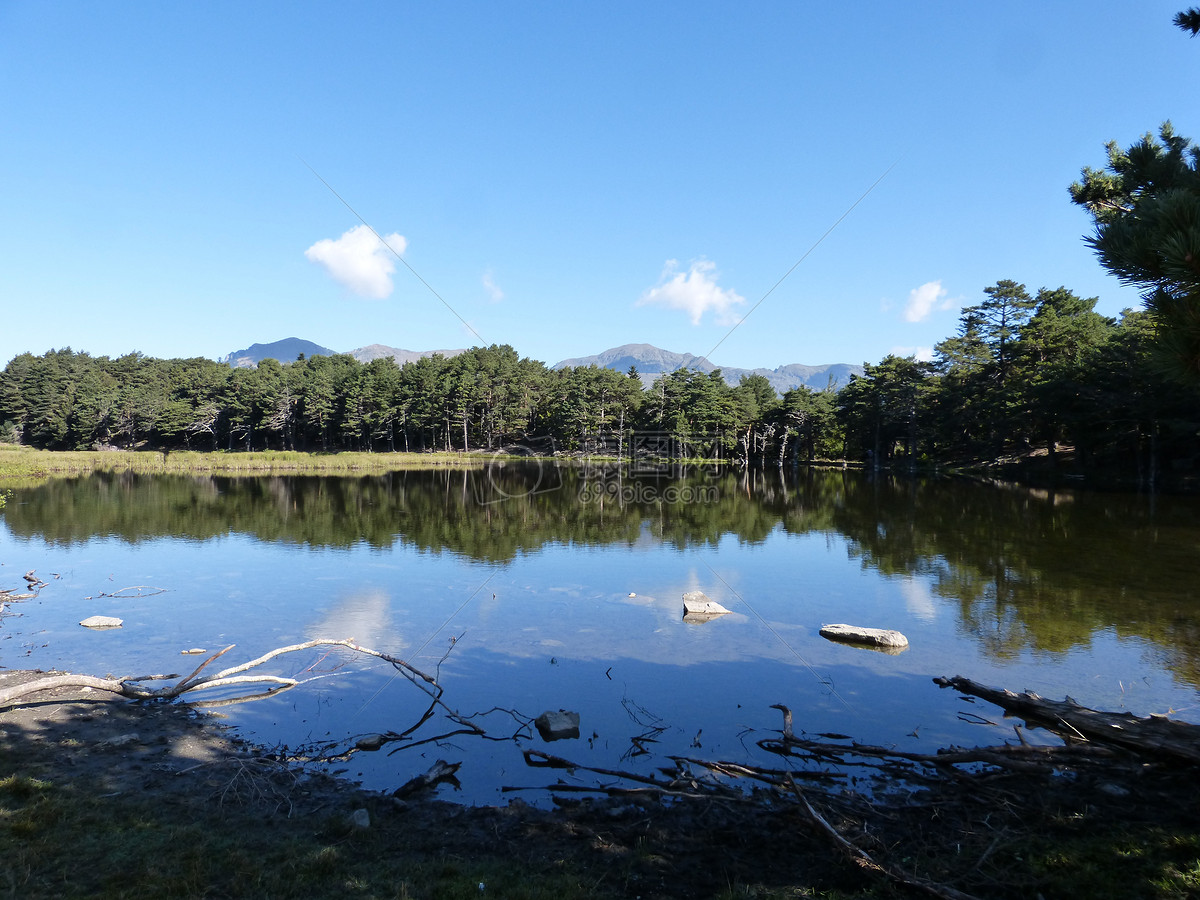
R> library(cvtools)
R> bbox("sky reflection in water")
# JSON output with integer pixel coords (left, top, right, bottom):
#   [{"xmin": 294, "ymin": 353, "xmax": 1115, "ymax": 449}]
[{"xmin": 2, "ymin": 467, "xmax": 1198, "ymax": 805}]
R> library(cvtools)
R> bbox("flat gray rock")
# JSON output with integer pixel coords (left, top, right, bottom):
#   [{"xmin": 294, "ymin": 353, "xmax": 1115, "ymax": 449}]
[
  {"xmin": 682, "ymin": 591, "xmax": 731, "ymax": 622},
  {"xmin": 819, "ymin": 623, "xmax": 909, "ymax": 650},
  {"xmin": 80, "ymin": 615, "xmax": 123, "ymax": 629}
]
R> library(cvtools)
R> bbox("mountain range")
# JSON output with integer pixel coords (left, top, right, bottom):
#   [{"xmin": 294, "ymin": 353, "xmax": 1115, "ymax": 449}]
[
  {"xmin": 221, "ymin": 339, "xmax": 466, "ymax": 369},
  {"xmin": 222, "ymin": 338, "xmax": 861, "ymax": 393},
  {"xmin": 554, "ymin": 343, "xmax": 861, "ymax": 392}
]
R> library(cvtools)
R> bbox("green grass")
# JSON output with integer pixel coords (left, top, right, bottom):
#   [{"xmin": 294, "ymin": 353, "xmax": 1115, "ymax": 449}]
[
  {"xmin": 0, "ymin": 774, "xmax": 606, "ymax": 899},
  {"xmin": 0, "ymin": 444, "xmax": 499, "ymax": 482},
  {"xmin": 1022, "ymin": 828, "xmax": 1200, "ymax": 899},
  {"xmin": 4, "ymin": 760, "xmax": 1198, "ymax": 898}
]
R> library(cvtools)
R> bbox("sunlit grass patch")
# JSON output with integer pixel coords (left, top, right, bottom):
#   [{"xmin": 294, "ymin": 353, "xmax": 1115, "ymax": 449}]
[
  {"xmin": 0, "ymin": 445, "xmax": 499, "ymax": 483},
  {"xmin": 1020, "ymin": 826, "xmax": 1200, "ymax": 900}
]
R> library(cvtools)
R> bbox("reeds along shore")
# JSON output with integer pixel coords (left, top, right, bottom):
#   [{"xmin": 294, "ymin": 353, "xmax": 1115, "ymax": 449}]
[{"xmin": 0, "ymin": 446, "xmax": 496, "ymax": 481}]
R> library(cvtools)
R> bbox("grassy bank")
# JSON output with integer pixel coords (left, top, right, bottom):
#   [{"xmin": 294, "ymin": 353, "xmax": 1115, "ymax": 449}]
[
  {"xmin": 2, "ymin": 671, "xmax": 1199, "ymax": 898},
  {"xmin": 0, "ymin": 772, "xmax": 611, "ymax": 900},
  {"xmin": 4, "ymin": 736, "xmax": 1200, "ymax": 899},
  {"xmin": 0, "ymin": 444, "xmax": 497, "ymax": 483}
]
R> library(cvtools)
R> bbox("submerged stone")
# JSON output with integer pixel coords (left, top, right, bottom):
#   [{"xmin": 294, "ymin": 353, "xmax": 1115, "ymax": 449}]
[
  {"xmin": 535, "ymin": 709, "xmax": 581, "ymax": 741},
  {"xmin": 819, "ymin": 624, "xmax": 909, "ymax": 651},
  {"xmin": 355, "ymin": 733, "xmax": 386, "ymax": 751}
]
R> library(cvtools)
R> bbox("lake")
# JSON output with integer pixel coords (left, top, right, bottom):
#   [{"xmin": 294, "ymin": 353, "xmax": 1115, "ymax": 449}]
[{"xmin": 2, "ymin": 465, "xmax": 1198, "ymax": 805}]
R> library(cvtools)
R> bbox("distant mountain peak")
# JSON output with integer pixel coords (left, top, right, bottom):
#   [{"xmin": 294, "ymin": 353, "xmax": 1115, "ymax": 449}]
[
  {"xmin": 222, "ymin": 338, "xmax": 335, "ymax": 368},
  {"xmin": 221, "ymin": 339, "xmax": 466, "ymax": 368},
  {"xmin": 554, "ymin": 344, "xmax": 860, "ymax": 392},
  {"xmin": 556, "ymin": 344, "xmax": 712, "ymax": 374},
  {"xmin": 348, "ymin": 344, "xmax": 466, "ymax": 365}
]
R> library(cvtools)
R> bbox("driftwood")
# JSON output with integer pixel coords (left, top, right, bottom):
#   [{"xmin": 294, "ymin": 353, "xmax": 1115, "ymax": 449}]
[
  {"xmin": 509, "ymin": 745, "xmax": 984, "ymax": 900},
  {"xmin": 83, "ymin": 585, "xmax": 170, "ymax": 600},
  {"xmin": 934, "ymin": 675, "xmax": 1200, "ymax": 765},
  {"xmin": 0, "ymin": 639, "xmax": 437, "ymax": 709},
  {"xmin": 393, "ymin": 759, "xmax": 462, "ymax": 798},
  {"xmin": 1, "ymin": 571, "xmax": 48, "ymax": 598},
  {"xmin": 760, "ymin": 725, "xmax": 1117, "ymax": 778},
  {"xmin": 786, "ymin": 777, "xmax": 983, "ymax": 900}
]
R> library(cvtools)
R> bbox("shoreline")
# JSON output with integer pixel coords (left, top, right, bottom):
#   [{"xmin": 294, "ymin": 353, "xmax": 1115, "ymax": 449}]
[
  {"xmin": 3, "ymin": 665, "xmax": 1199, "ymax": 898},
  {"xmin": 3, "ymin": 444, "xmax": 1195, "ymax": 497}
]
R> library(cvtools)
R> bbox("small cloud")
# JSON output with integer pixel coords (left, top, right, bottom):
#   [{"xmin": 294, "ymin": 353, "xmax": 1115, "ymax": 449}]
[
  {"xmin": 636, "ymin": 258, "xmax": 746, "ymax": 326},
  {"xmin": 903, "ymin": 280, "xmax": 952, "ymax": 322},
  {"xmin": 305, "ymin": 225, "xmax": 408, "ymax": 299},
  {"xmin": 900, "ymin": 578, "xmax": 937, "ymax": 622},
  {"xmin": 891, "ymin": 345, "xmax": 935, "ymax": 362},
  {"xmin": 482, "ymin": 269, "xmax": 504, "ymax": 303}
]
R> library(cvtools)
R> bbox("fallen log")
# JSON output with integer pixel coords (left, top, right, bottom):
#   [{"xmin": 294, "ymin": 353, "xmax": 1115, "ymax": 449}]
[
  {"xmin": 0, "ymin": 639, "xmax": 437, "ymax": 709},
  {"xmin": 394, "ymin": 759, "xmax": 462, "ymax": 798},
  {"xmin": 934, "ymin": 675, "xmax": 1200, "ymax": 765}
]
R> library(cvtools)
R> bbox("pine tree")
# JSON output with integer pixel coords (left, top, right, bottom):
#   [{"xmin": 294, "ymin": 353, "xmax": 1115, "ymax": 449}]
[
  {"xmin": 1175, "ymin": 7, "xmax": 1200, "ymax": 36},
  {"xmin": 1070, "ymin": 122, "xmax": 1200, "ymax": 379}
]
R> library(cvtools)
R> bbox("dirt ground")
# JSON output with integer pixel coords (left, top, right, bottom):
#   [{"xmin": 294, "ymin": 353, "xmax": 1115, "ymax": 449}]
[{"xmin": 3, "ymin": 667, "xmax": 1200, "ymax": 899}]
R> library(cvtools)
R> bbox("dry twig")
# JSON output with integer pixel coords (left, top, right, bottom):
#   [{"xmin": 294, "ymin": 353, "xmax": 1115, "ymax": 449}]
[{"xmin": 786, "ymin": 775, "xmax": 984, "ymax": 900}]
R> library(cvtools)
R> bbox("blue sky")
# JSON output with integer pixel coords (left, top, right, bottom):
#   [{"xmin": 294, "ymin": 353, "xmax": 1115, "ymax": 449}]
[{"xmin": 1, "ymin": 2, "xmax": 1196, "ymax": 371}]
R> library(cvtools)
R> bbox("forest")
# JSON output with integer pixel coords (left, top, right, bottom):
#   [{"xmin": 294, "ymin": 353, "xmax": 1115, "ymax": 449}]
[{"xmin": 0, "ymin": 278, "xmax": 1195, "ymax": 488}]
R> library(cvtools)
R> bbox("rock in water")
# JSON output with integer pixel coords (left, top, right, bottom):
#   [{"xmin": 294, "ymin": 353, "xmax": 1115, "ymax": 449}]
[
  {"xmin": 819, "ymin": 624, "xmax": 909, "ymax": 651},
  {"xmin": 355, "ymin": 733, "xmax": 386, "ymax": 751},
  {"xmin": 682, "ymin": 590, "xmax": 731, "ymax": 623},
  {"xmin": 80, "ymin": 615, "xmax": 123, "ymax": 629},
  {"xmin": 535, "ymin": 709, "xmax": 581, "ymax": 741}
]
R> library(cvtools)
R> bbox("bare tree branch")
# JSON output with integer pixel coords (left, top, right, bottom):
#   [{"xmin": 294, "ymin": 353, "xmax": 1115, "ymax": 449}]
[{"xmin": 0, "ymin": 638, "xmax": 438, "ymax": 709}]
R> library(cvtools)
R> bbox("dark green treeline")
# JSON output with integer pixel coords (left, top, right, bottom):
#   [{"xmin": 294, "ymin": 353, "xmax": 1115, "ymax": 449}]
[
  {"xmin": 0, "ymin": 343, "xmax": 838, "ymax": 463},
  {"xmin": 1, "ymin": 281, "xmax": 1198, "ymax": 481}
]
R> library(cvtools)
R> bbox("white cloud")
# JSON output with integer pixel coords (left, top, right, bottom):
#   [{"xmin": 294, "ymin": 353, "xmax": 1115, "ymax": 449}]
[
  {"xmin": 636, "ymin": 258, "xmax": 746, "ymax": 326},
  {"xmin": 903, "ymin": 280, "xmax": 951, "ymax": 322},
  {"xmin": 305, "ymin": 225, "xmax": 408, "ymax": 299},
  {"xmin": 891, "ymin": 345, "xmax": 935, "ymax": 362},
  {"xmin": 482, "ymin": 269, "xmax": 504, "ymax": 303}
]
